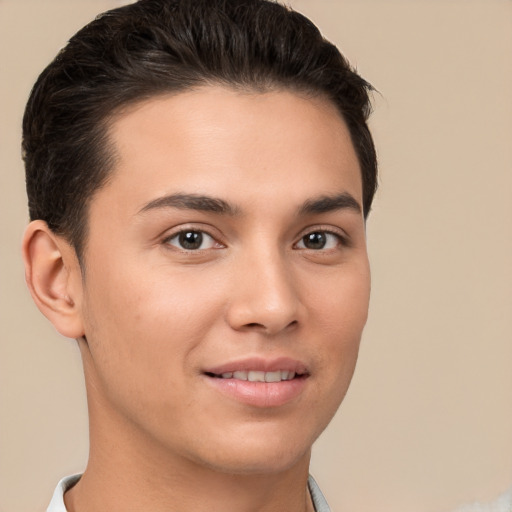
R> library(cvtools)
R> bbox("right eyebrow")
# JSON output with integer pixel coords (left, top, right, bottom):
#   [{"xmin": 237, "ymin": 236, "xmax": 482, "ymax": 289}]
[{"xmin": 137, "ymin": 193, "xmax": 240, "ymax": 216}]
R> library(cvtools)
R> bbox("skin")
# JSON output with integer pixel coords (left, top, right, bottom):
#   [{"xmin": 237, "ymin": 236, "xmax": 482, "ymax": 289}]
[{"xmin": 23, "ymin": 86, "xmax": 371, "ymax": 512}]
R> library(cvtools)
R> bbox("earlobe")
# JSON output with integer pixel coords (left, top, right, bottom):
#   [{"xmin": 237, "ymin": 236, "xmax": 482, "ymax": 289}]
[{"xmin": 22, "ymin": 220, "xmax": 85, "ymax": 339}]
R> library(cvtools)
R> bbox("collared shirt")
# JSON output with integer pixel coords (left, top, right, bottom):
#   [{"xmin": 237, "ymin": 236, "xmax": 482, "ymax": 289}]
[
  {"xmin": 453, "ymin": 487, "xmax": 512, "ymax": 512},
  {"xmin": 47, "ymin": 473, "xmax": 331, "ymax": 512}
]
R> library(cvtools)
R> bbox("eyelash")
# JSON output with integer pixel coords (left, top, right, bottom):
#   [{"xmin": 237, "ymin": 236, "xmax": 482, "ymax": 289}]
[
  {"xmin": 295, "ymin": 229, "xmax": 348, "ymax": 251},
  {"xmin": 163, "ymin": 229, "xmax": 224, "ymax": 251},
  {"xmin": 162, "ymin": 227, "xmax": 349, "ymax": 252}
]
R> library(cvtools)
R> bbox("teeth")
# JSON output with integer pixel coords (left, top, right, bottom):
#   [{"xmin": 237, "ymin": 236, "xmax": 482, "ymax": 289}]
[
  {"xmin": 218, "ymin": 370, "xmax": 299, "ymax": 382},
  {"xmin": 248, "ymin": 371, "xmax": 265, "ymax": 382},
  {"xmin": 264, "ymin": 371, "xmax": 281, "ymax": 383}
]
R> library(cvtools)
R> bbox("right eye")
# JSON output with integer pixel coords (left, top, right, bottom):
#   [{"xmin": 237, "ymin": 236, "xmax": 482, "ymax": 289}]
[{"xmin": 164, "ymin": 230, "xmax": 218, "ymax": 251}]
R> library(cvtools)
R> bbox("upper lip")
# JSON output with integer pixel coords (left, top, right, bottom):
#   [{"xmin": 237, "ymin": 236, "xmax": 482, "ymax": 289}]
[{"xmin": 203, "ymin": 357, "xmax": 309, "ymax": 376}]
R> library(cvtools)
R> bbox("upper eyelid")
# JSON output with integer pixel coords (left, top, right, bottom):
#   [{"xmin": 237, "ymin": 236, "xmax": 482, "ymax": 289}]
[
  {"xmin": 296, "ymin": 225, "xmax": 349, "ymax": 240},
  {"xmin": 295, "ymin": 231, "xmax": 343, "ymax": 246},
  {"xmin": 164, "ymin": 229, "xmax": 216, "ymax": 241},
  {"xmin": 161, "ymin": 224, "xmax": 223, "ymax": 242}
]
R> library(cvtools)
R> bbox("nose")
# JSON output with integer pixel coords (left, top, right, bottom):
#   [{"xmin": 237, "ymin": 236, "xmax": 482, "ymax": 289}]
[{"xmin": 225, "ymin": 248, "xmax": 301, "ymax": 336}]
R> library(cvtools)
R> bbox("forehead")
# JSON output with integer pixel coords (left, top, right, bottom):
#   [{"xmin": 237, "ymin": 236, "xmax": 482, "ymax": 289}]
[{"xmin": 99, "ymin": 86, "xmax": 362, "ymax": 213}]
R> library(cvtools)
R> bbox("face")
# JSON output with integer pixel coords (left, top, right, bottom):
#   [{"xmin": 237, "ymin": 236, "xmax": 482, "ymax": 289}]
[{"xmin": 76, "ymin": 86, "xmax": 370, "ymax": 475}]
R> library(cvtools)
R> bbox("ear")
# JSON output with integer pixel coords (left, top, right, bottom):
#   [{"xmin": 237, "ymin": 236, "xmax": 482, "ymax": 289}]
[{"xmin": 22, "ymin": 220, "xmax": 85, "ymax": 339}]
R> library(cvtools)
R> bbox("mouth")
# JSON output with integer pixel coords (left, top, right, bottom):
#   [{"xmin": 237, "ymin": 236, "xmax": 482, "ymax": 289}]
[
  {"xmin": 202, "ymin": 358, "xmax": 310, "ymax": 407},
  {"xmin": 204, "ymin": 370, "xmax": 306, "ymax": 382}
]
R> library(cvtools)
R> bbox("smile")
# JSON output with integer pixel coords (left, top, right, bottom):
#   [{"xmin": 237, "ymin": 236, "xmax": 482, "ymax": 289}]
[
  {"xmin": 206, "ymin": 370, "xmax": 301, "ymax": 382},
  {"xmin": 203, "ymin": 358, "xmax": 309, "ymax": 407}
]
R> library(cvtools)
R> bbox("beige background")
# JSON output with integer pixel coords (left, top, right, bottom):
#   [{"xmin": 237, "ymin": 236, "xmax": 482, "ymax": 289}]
[{"xmin": 1, "ymin": 1, "xmax": 511, "ymax": 511}]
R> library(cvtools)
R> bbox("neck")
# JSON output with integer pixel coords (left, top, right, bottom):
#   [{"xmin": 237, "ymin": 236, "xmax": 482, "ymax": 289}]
[
  {"xmin": 65, "ymin": 373, "xmax": 314, "ymax": 512},
  {"xmin": 66, "ymin": 440, "xmax": 313, "ymax": 512}
]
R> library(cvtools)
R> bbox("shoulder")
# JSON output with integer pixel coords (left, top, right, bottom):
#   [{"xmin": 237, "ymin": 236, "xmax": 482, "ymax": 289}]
[{"xmin": 452, "ymin": 487, "xmax": 512, "ymax": 512}]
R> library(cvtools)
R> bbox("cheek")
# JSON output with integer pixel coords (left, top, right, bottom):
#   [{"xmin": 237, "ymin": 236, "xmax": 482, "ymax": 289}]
[
  {"xmin": 302, "ymin": 265, "xmax": 370, "ymax": 443},
  {"xmin": 80, "ymin": 263, "xmax": 225, "ymax": 393},
  {"xmin": 309, "ymin": 260, "xmax": 370, "ymax": 338},
  {"xmin": 306, "ymin": 260, "xmax": 370, "ymax": 392}
]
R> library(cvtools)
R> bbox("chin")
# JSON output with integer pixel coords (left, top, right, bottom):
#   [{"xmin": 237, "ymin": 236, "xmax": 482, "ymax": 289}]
[
  {"xmin": 204, "ymin": 450, "xmax": 310, "ymax": 476},
  {"xmin": 186, "ymin": 430, "xmax": 314, "ymax": 476}
]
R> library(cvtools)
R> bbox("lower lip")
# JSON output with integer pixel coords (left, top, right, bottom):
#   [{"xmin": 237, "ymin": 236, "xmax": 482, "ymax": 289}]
[{"xmin": 204, "ymin": 376, "xmax": 308, "ymax": 408}]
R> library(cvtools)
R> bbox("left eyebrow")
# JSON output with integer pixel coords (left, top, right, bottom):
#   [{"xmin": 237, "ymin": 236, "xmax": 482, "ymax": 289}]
[{"xmin": 298, "ymin": 192, "xmax": 362, "ymax": 216}]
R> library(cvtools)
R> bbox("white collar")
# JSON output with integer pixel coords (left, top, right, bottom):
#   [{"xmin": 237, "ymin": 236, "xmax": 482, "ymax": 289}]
[
  {"xmin": 47, "ymin": 473, "xmax": 330, "ymax": 512},
  {"xmin": 46, "ymin": 474, "xmax": 81, "ymax": 512}
]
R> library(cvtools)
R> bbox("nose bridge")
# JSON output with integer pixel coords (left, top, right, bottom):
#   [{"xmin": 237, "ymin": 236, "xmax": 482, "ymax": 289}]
[{"xmin": 226, "ymin": 241, "xmax": 300, "ymax": 334}]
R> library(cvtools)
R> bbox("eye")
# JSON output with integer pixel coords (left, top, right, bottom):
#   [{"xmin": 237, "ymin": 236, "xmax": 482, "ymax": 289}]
[
  {"xmin": 295, "ymin": 231, "xmax": 342, "ymax": 250},
  {"xmin": 165, "ymin": 230, "xmax": 218, "ymax": 251}
]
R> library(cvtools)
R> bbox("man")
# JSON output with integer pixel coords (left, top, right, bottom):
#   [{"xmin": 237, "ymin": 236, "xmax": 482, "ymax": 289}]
[{"xmin": 21, "ymin": 0, "xmax": 377, "ymax": 510}]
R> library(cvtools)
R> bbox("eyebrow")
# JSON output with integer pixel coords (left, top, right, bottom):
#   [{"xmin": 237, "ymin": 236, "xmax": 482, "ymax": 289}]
[
  {"xmin": 138, "ymin": 193, "xmax": 240, "ymax": 216},
  {"xmin": 298, "ymin": 193, "xmax": 362, "ymax": 216}
]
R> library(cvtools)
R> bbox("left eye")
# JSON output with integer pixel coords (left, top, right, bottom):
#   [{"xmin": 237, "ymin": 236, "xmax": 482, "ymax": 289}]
[
  {"xmin": 165, "ymin": 230, "xmax": 218, "ymax": 251},
  {"xmin": 296, "ymin": 231, "xmax": 341, "ymax": 250}
]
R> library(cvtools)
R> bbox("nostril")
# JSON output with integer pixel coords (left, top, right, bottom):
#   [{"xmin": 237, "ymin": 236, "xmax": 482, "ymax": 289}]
[
  {"xmin": 240, "ymin": 320, "xmax": 298, "ymax": 335},
  {"xmin": 246, "ymin": 322, "xmax": 263, "ymax": 328}
]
